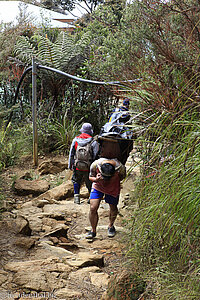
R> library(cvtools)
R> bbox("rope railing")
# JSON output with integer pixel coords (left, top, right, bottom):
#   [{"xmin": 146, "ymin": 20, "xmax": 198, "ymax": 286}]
[
  {"xmin": 37, "ymin": 64, "xmax": 142, "ymax": 86},
  {"xmin": 9, "ymin": 60, "xmax": 142, "ymax": 165}
]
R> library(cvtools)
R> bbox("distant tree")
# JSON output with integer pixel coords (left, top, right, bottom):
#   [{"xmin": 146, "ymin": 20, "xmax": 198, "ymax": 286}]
[
  {"xmin": 14, "ymin": 31, "xmax": 91, "ymax": 107},
  {"xmin": 0, "ymin": 3, "xmax": 37, "ymax": 109},
  {"xmin": 76, "ymin": 0, "xmax": 130, "ymax": 81},
  {"xmin": 40, "ymin": 0, "xmax": 104, "ymax": 15}
]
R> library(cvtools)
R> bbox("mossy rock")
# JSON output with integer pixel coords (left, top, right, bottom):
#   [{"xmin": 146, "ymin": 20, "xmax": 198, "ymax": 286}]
[{"xmin": 106, "ymin": 270, "xmax": 146, "ymax": 300}]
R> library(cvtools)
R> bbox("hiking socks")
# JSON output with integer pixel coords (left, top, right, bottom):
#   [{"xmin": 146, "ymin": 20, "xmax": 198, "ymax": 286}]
[{"xmin": 73, "ymin": 183, "xmax": 80, "ymax": 195}]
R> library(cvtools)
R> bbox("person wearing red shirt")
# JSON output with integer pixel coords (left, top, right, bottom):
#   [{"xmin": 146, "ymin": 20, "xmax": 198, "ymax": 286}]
[
  {"xmin": 68, "ymin": 123, "xmax": 99, "ymax": 204},
  {"xmin": 86, "ymin": 158, "xmax": 126, "ymax": 240}
]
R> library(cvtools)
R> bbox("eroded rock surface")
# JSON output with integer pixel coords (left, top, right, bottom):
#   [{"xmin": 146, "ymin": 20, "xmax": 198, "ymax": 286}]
[{"xmin": 0, "ymin": 155, "xmax": 136, "ymax": 300}]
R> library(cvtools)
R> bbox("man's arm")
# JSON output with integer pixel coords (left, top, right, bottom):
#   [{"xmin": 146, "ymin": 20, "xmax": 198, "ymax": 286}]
[
  {"xmin": 89, "ymin": 160, "xmax": 103, "ymax": 183},
  {"xmin": 68, "ymin": 139, "xmax": 76, "ymax": 170},
  {"xmin": 89, "ymin": 173, "xmax": 103, "ymax": 183}
]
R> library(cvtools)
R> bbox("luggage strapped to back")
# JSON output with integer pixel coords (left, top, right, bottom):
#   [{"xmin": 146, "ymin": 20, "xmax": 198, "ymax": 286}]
[{"xmin": 99, "ymin": 111, "xmax": 132, "ymax": 140}]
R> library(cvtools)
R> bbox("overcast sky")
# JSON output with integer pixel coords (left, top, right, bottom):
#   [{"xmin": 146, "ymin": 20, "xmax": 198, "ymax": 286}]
[
  {"xmin": 0, "ymin": 1, "xmax": 87, "ymax": 28},
  {"xmin": 0, "ymin": 1, "xmax": 136, "ymax": 26},
  {"xmin": 70, "ymin": 2, "xmax": 88, "ymax": 18}
]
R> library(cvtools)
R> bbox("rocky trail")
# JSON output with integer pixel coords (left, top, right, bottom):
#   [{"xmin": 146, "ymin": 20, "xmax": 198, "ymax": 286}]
[{"xmin": 0, "ymin": 154, "xmax": 138, "ymax": 300}]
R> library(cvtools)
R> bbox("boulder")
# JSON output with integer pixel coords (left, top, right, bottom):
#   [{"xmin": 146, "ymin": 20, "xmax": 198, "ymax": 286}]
[
  {"xmin": 80, "ymin": 186, "xmax": 89, "ymax": 198},
  {"xmin": 68, "ymin": 266, "xmax": 100, "ymax": 281},
  {"xmin": 26, "ymin": 215, "xmax": 43, "ymax": 233},
  {"xmin": 42, "ymin": 201, "xmax": 88, "ymax": 219},
  {"xmin": 41, "ymin": 223, "xmax": 69, "ymax": 238},
  {"xmin": 65, "ymin": 252, "xmax": 104, "ymax": 268},
  {"xmin": 13, "ymin": 216, "xmax": 32, "ymax": 236},
  {"xmin": 90, "ymin": 272, "xmax": 109, "ymax": 288},
  {"xmin": 38, "ymin": 158, "xmax": 68, "ymax": 175},
  {"xmin": 4, "ymin": 257, "xmax": 72, "ymax": 291},
  {"xmin": 33, "ymin": 181, "xmax": 73, "ymax": 202},
  {"xmin": 14, "ymin": 237, "xmax": 36, "ymax": 249},
  {"xmin": 17, "ymin": 206, "xmax": 43, "ymax": 233},
  {"xmin": 14, "ymin": 179, "xmax": 49, "ymax": 196},
  {"xmin": 37, "ymin": 242, "xmax": 74, "ymax": 258}
]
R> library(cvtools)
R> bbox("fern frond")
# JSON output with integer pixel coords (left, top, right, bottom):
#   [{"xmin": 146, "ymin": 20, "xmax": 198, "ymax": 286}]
[
  {"xmin": 14, "ymin": 36, "xmax": 36, "ymax": 65},
  {"xmin": 14, "ymin": 31, "xmax": 91, "ymax": 73},
  {"xmin": 37, "ymin": 35, "xmax": 56, "ymax": 66}
]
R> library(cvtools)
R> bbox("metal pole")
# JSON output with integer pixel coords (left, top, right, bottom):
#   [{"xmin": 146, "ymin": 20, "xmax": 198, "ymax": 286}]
[{"xmin": 32, "ymin": 57, "xmax": 38, "ymax": 166}]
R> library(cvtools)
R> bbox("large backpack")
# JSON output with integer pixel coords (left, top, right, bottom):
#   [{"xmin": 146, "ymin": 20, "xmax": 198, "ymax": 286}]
[
  {"xmin": 99, "ymin": 111, "xmax": 132, "ymax": 140},
  {"xmin": 98, "ymin": 112, "xmax": 133, "ymax": 165},
  {"xmin": 75, "ymin": 140, "xmax": 93, "ymax": 170}
]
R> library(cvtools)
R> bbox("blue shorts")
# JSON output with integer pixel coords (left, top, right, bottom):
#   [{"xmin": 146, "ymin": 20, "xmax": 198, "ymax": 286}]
[{"xmin": 90, "ymin": 188, "xmax": 119, "ymax": 205}]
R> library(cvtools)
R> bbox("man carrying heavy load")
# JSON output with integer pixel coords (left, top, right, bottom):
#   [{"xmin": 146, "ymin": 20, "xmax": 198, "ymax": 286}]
[{"xmin": 86, "ymin": 157, "xmax": 126, "ymax": 241}]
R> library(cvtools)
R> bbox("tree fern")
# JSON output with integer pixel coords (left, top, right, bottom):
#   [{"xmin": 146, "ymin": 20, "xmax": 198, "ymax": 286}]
[
  {"xmin": 14, "ymin": 36, "xmax": 36, "ymax": 65},
  {"xmin": 14, "ymin": 31, "xmax": 91, "ymax": 72},
  {"xmin": 36, "ymin": 35, "xmax": 57, "ymax": 66},
  {"xmin": 13, "ymin": 30, "xmax": 93, "ymax": 113}
]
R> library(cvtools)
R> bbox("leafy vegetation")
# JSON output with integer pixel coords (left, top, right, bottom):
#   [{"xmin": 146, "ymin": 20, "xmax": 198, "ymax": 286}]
[
  {"xmin": 127, "ymin": 110, "xmax": 200, "ymax": 298},
  {"xmin": 37, "ymin": 114, "xmax": 83, "ymax": 154},
  {"xmin": 0, "ymin": 122, "xmax": 32, "ymax": 171},
  {"xmin": 114, "ymin": 1, "xmax": 200, "ymax": 298}
]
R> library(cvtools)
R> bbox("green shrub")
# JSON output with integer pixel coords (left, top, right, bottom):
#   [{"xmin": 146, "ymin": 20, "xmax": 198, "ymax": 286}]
[
  {"xmin": 0, "ymin": 123, "xmax": 18, "ymax": 170},
  {"xmin": 0, "ymin": 122, "xmax": 33, "ymax": 171},
  {"xmin": 49, "ymin": 117, "xmax": 82, "ymax": 154},
  {"xmin": 37, "ymin": 116, "xmax": 82, "ymax": 154}
]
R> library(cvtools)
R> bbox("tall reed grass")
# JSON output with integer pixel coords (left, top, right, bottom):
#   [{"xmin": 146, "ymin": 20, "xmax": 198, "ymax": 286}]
[{"xmin": 127, "ymin": 104, "xmax": 200, "ymax": 298}]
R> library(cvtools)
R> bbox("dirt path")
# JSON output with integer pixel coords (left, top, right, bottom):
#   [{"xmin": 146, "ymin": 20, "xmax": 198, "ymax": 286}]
[{"xmin": 0, "ymin": 155, "xmax": 137, "ymax": 300}]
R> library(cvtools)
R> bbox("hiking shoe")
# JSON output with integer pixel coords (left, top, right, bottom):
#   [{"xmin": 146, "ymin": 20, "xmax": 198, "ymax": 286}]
[
  {"xmin": 108, "ymin": 226, "xmax": 116, "ymax": 238},
  {"xmin": 86, "ymin": 231, "xmax": 96, "ymax": 240},
  {"xmin": 74, "ymin": 194, "xmax": 80, "ymax": 204}
]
